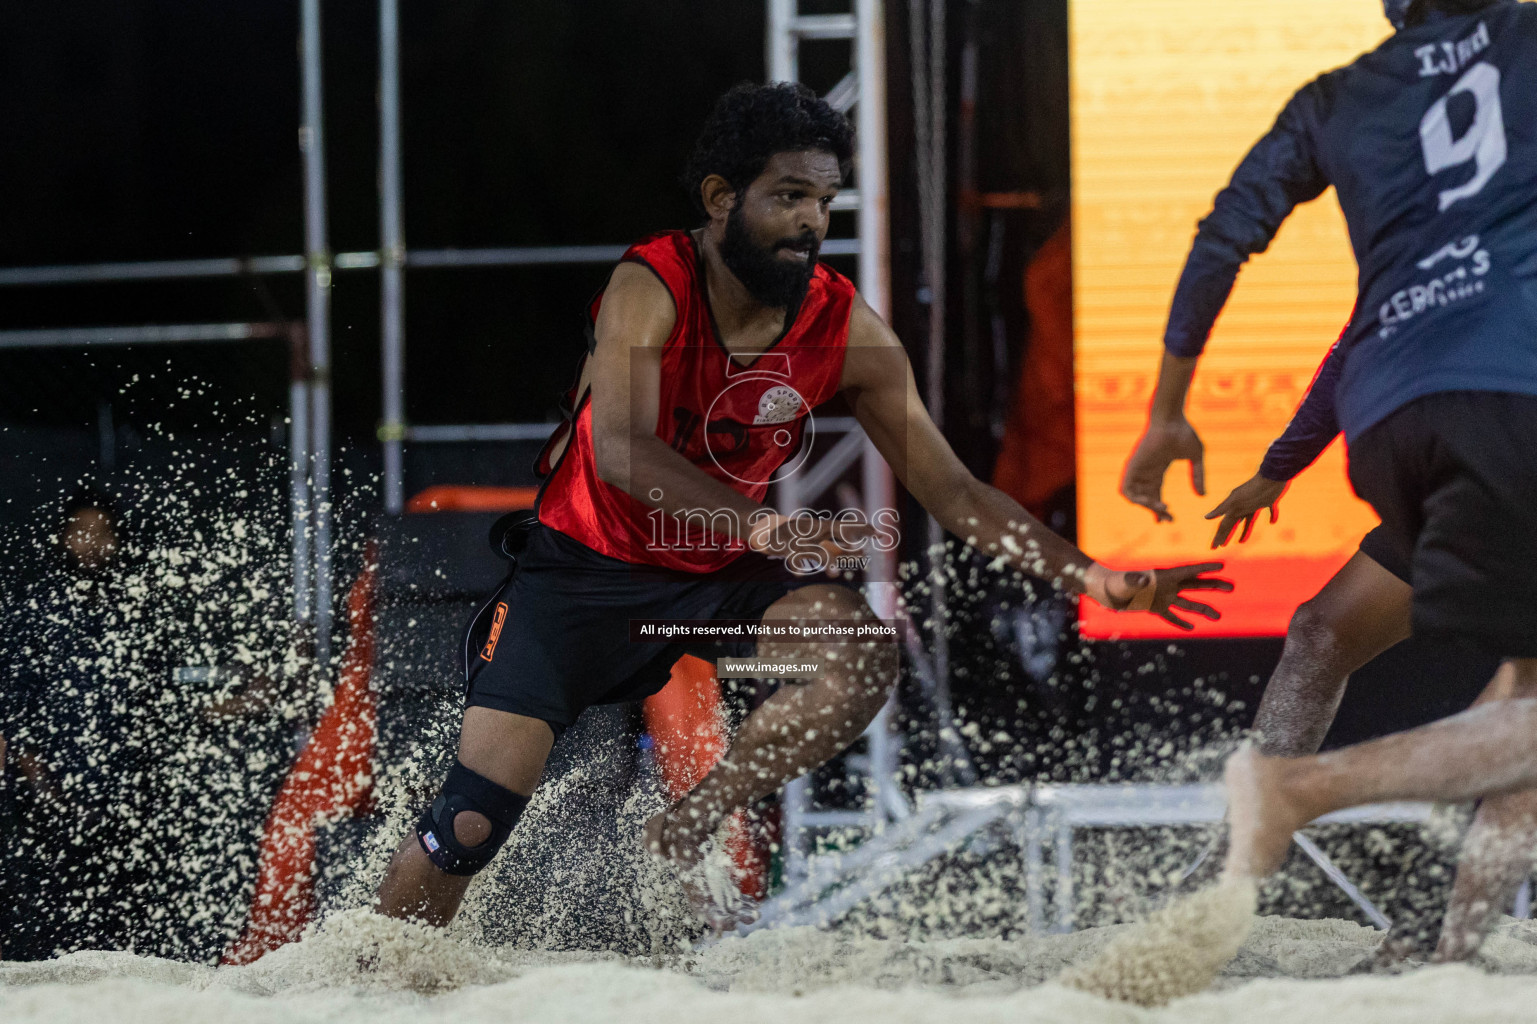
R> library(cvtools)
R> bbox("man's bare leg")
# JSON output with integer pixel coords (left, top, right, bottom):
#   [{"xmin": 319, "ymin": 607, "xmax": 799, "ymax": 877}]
[
  {"xmin": 1178, "ymin": 554, "xmax": 1410, "ymax": 892},
  {"xmin": 374, "ymin": 707, "xmax": 554, "ymax": 925},
  {"xmin": 1225, "ymin": 658, "xmax": 1537, "ymax": 887},
  {"xmin": 1433, "ymin": 662, "xmax": 1537, "ymax": 960},
  {"xmin": 645, "ymin": 585, "xmax": 896, "ymax": 902},
  {"xmin": 1252, "ymin": 552, "xmax": 1411, "ymax": 757}
]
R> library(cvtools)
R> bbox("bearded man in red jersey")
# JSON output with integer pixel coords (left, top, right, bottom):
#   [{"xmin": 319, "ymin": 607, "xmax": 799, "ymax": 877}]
[{"xmin": 374, "ymin": 82, "xmax": 1231, "ymax": 933}]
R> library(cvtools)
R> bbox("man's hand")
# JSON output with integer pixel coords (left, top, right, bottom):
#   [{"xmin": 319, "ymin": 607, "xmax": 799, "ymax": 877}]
[
  {"xmin": 748, "ymin": 512, "xmax": 875, "ymax": 577},
  {"xmin": 1125, "ymin": 418, "xmax": 1205, "ymax": 522},
  {"xmin": 1121, "ymin": 417, "xmax": 1206, "ymax": 522},
  {"xmin": 1205, "ymin": 473, "xmax": 1288, "ymax": 549},
  {"xmin": 1086, "ymin": 561, "xmax": 1233, "ymax": 631}
]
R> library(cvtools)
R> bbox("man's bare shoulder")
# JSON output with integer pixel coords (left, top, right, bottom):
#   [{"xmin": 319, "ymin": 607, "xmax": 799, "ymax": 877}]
[
  {"xmin": 840, "ymin": 293, "xmax": 907, "ymax": 390},
  {"xmin": 595, "ymin": 261, "xmax": 678, "ymax": 350}
]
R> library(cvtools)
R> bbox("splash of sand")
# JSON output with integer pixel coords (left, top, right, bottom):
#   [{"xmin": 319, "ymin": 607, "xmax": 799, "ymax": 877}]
[{"xmin": 1058, "ymin": 880, "xmax": 1258, "ymax": 1006}]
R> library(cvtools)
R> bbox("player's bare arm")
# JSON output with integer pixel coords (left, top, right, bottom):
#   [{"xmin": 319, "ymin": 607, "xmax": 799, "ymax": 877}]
[
  {"xmin": 589, "ymin": 261, "xmax": 770, "ymax": 529},
  {"xmin": 1121, "ymin": 351, "xmax": 1205, "ymax": 522},
  {"xmin": 840, "ymin": 296, "xmax": 1233, "ymax": 630}
]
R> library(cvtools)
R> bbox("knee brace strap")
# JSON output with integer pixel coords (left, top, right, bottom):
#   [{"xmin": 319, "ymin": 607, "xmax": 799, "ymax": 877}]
[{"xmin": 416, "ymin": 762, "xmax": 529, "ymax": 876}]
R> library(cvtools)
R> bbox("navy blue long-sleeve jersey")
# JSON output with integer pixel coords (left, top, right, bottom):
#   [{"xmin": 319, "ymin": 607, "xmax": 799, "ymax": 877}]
[
  {"xmin": 1166, "ymin": 1, "xmax": 1537, "ymax": 442},
  {"xmin": 1260, "ymin": 335, "xmax": 1349, "ymax": 482}
]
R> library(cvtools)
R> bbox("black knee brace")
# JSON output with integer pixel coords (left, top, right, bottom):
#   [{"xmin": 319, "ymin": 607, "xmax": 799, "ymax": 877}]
[{"xmin": 416, "ymin": 762, "xmax": 529, "ymax": 876}]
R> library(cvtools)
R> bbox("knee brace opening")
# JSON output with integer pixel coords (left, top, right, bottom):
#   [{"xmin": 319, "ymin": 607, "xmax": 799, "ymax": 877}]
[{"xmin": 416, "ymin": 762, "xmax": 530, "ymax": 876}]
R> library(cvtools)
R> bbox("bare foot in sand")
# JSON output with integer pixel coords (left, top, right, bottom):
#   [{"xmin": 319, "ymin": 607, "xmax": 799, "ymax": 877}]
[
  {"xmin": 643, "ymin": 804, "xmax": 757, "ymax": 936},
  {"xmin": 1222, "ymin": 744, "xmax": 1317, "ymax": 881}
]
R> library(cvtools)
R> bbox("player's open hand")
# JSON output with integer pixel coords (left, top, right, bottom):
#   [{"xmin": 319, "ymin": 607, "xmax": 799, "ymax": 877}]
[
  {"xmin": 1205, "ymin": 473, "xmax": 1287, "ymax": 549},
  {"xmin": 1120, "ymin": 418, "xmax": 1205, "ymax": 523},
  {"xmin": 1097, "ymin": 561, "xmax": 1233, "ymax": 631}
]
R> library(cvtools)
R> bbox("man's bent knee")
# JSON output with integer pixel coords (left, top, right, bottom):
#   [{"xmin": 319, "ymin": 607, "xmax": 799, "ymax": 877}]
[
  {"xmin": 416, "ymin": 762, "xmax": 529, "ymax": 876},
  {"xmin": 1283, "ymin": 599, "xmax": 1343, "ymax": 667}
]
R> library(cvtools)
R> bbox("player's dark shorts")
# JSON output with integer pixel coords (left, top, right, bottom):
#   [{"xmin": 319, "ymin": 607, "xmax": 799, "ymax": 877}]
[
  {"xmin": 1348, "ymin": 391, "xmax": 1537, "ymax": 658},
  {"xmin": 1357, "ymin": 525, "xmax": 1411, "ymax": 584},
  {"xmin": 464, "ymin": 524, "xmax": 848, "ymax": 737}
]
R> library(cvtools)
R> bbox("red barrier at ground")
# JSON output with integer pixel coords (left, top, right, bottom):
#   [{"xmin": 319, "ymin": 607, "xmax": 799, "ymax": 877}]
[
  {"xmin": 222, "ymin": 543, "xmax": 379, "ymax": 965},
  {"xmin": 642, "ymin": 655, "xmax": 769, "ymax": 900}
]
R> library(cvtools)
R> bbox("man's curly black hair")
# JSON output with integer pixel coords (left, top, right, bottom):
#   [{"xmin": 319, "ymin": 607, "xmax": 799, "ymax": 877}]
[
  {"xmin": 1404, "ymin": 0, "xmax": 1499, "ymax": 25},
  {"xmin": 681, "ymin": 82, "xmax": 855, "ymax": 217}
]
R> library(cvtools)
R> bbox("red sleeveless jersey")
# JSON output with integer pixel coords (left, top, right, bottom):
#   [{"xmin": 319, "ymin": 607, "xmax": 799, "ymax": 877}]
[{"xmin": 536, "ymin": 230, "xmax": 856, "ymax": 572}]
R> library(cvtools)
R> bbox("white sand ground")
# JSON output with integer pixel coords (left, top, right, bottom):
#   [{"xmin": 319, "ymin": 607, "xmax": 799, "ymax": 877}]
[{"xmin": 5, "ymin": 909, "xmax": 1537, "ymax": 1024}]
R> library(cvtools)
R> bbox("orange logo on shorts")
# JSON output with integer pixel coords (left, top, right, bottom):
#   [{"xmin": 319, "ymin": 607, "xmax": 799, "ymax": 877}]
[{"xmin": 480, "ymin": 602, "xmax": 509, "ymax": 662}]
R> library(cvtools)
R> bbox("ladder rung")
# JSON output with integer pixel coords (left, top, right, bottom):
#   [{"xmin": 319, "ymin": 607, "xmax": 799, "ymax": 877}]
[
  {"xmin": 831, "ymin": 189, "xmax": 861, "ymax": 212},
  {"xmin": 791, "ymin": 14, "xmax": 856, "ymax": 39}
]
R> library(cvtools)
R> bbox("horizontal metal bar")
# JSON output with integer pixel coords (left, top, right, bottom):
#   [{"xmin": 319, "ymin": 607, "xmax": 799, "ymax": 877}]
[
  {"xmin": 403, "ymin": 417, "xmax": 864, "ymax": 446},
  {"xmin": 404, "ymin": 422, "xmax": 559, "ymax": 442},
  {"xmin": 830, "ymin": 192, "xmax": 861, "ymax": 212},
  {"xmin": 335, "ymin": 250, "xmax": 382, "ymax": 269},
  {"xmin": 792, "ymin": 14, "xmax": 857, "ymax": 38},
  {"xmin": 406, "ymin": 245, "xmax": 628, "ymax": 268},
  {"xmin": 0, "ymin": 256, "xmax": 307, "ymax": 287},
  {"xmin": 0, "ymin": 322, "xmax": 287, "ymax": 349},
  {"xmin": 1029, "ymin": 783, "xmax": 1432, "ymax": 829},
  {"xmin": 0, "ymin": 240, "xmax": 865, "ymax": 288},
  {"xmin": 402, "ymin": 240, "xmax": 860, "ymax": 267}
]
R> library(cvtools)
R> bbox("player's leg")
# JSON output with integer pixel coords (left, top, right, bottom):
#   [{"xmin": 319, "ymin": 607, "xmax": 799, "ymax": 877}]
[
  {"xmin": 374, "ymin": 707, "xmax": 554, "ymax": 925},
  {"xmin": 646, "ymin": 583, "xmax": 896, "ymax": 867},
  {"xmin": 1223, "ymin": 657, "xmax": 1537, "ymax": 883},
  {"xmin": 1252, "ymin": 549, "xmax": 1411, "ymax": 757},
  {"xmin": 1434, "ymin": 662, "xmax": 1537, "ymax": 961}
]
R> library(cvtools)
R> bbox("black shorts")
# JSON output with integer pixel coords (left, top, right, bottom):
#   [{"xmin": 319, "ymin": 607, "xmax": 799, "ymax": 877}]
[
  {"xmin": 1348, "ymin": 391, "xmax": 1537, "ymax": 658},
  {"xmin": 464, "ymin": 525, "xmax": 846, "ymax": 735},
  {"xmin": 1357, "ymin": 524, "xmax": 1411, "ymax": 584}
]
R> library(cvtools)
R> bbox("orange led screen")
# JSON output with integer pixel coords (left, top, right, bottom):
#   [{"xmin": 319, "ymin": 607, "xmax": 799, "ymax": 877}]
[{"xmin": 1071, "ymin": 1, "xmax": 1392, "ymax": 639}]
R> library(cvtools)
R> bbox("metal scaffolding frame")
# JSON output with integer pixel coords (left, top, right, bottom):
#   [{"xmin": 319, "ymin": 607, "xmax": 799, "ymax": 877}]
[
  {"xmin": 0, "ymin": 4, "xmax": 336, "ymax": 658},
  {"xmin": 761, "ymin": 0, "xmax": 910, "ymax": 886},
  {"xmin": 743, "ymin": 783, "xmax": 1470, "ymax": 936}
]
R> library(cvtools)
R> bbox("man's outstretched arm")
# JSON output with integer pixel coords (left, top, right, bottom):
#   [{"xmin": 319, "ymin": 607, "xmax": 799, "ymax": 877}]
[
  {"xmin": 841, "ymin": 297, "xmax": 1232, "ymax": 630},
  {"xmin": 1122, "ymin": 86, "xmax": 1330, "ymax": 520},
  {"xmin": 1205, "ymin": 333, "xmax": 1348, "ymax": 548}
]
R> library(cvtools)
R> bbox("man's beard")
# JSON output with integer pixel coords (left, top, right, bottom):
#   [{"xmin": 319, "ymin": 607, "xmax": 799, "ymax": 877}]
[{"xmin": 719, "ymin": 202, "xmax": 820, "ymax": 309}]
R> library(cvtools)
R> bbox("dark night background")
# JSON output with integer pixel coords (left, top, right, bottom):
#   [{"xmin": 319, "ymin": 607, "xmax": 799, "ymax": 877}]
[{"xmin": 0, "ymin": 0, "xmax": 1492, "ymax": 789}]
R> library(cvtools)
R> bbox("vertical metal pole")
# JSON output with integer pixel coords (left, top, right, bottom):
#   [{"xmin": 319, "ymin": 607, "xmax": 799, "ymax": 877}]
[
  {"xmin": 301, "ymin": 0, "xmax": 334, "ymax": 664},
  {"xmin": 863, "ymin": 438, "xmax": 904, "ymax": 820},
  {"xmin": 379, "ymin": 0, "xmax": 407, "ymax": 515},
  {"xmin": 1054, "ymin": 815, "xmax": 1075, "ymax": 932},
  {"xmin": 910, "ymin": 0, "xmax": 955, "ymax": 780},
  {"xmin": 289, "ymin": 328, "xmax": 313, "ymax": 626},
  {"xmin": 1022, "ymin": 805, "xmax": 1045, "ymax": 933},
  {"xmin": 775, "ymin": 469, "xmax": 809, "ymax": 880},
  {"xmin": 768, "ymin": 0, "xmax": 797, "ymax": 82},
  {"xmin": 855, "ymin": 0, "xmax": 890, "ymax": 321},
  {"xmin": 856, "ymin": 0, "xmax": 902, "ymax": 817}
]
